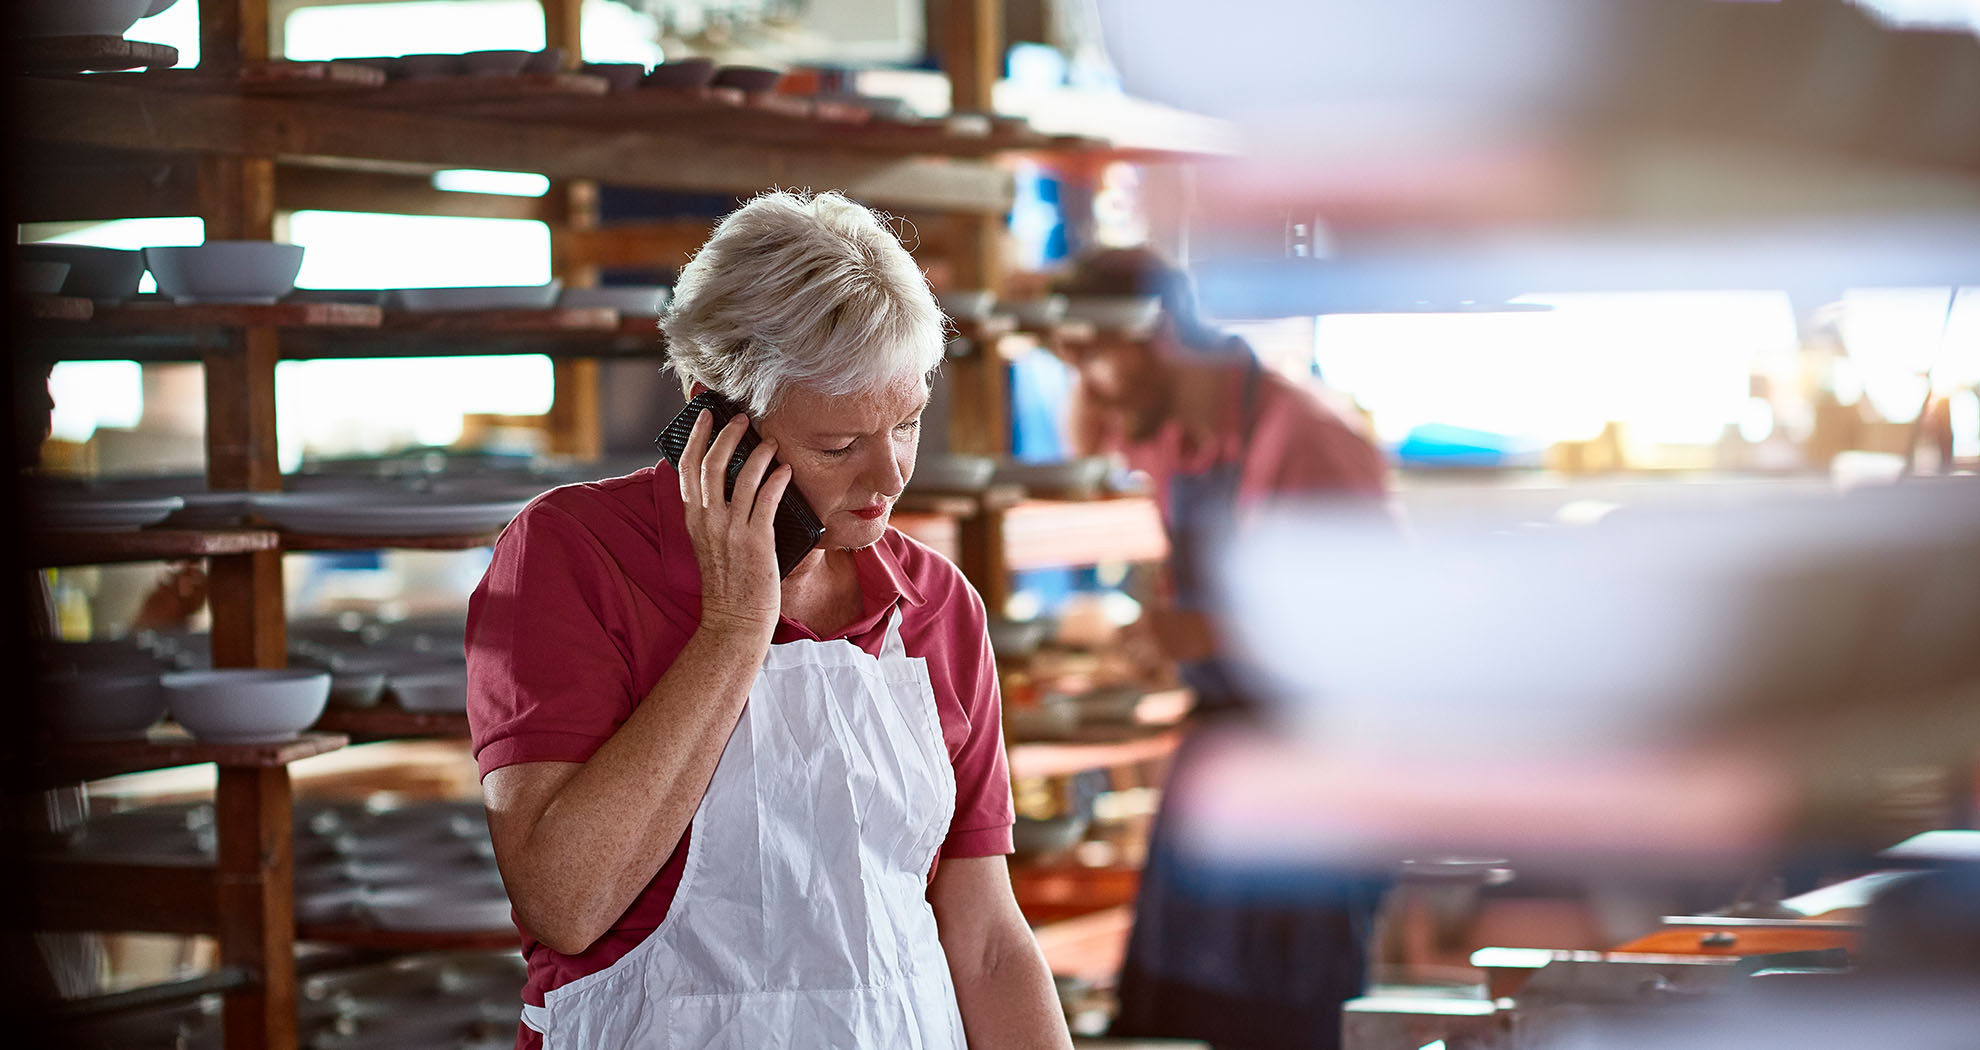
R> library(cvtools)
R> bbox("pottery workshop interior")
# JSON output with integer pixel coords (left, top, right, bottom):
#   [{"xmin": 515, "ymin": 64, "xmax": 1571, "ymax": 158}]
[{"xmin": 8, "ymin": 1, "xmax": 1980, "ymax": 1048}]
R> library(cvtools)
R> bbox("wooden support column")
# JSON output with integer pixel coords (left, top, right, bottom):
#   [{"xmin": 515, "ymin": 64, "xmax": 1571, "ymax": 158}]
[
  {"xmin": 215, "ymin": 766, "xmax": 297, "ymax": 1050},
  {"xmin": 198, "ymin": 0, "xmax": 270, "ymax": 69},
  {"xmin": 197, "ymin": 156, "xmax": 287, "ymax": 670},
  {"xmin": 940, "ymin": 0, "xmax": 1010, "ymax": 464},
  {"xmin": 539, "ymin": 0, "xmax": 606, "ymax": 467},
  {"xmin": 958, "ymin": 506, "xmax": 1009, "ymax": 615}
]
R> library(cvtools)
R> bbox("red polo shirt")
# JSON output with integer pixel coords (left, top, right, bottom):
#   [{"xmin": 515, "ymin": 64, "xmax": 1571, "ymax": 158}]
[{"xmin": 465, "ymin": 465, "xmax": 1014, "ymax": 1045}]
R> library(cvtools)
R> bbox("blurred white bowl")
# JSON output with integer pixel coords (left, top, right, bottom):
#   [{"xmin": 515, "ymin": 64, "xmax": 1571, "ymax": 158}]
[
  {"xmin": 20, "ymin": 244, "xmax": 146, "ymax": 300},
  {"xmin": 17, "ymin": 260, "xmax": 70, "ymax": 295},
  {"xmin": 937, "ymin": 289, "xmax": 996, "ymax": 320},
  {"xmin": 389, "ymin": 666, "xmax": 469, "ymax": 713},
  {"xmin": 391, "ymin": 282, "xmax": 561, "ymax": 311},
  {"xmin": 1000, "ymin": 294, "xmax": 1068, "ymax": 328},
  {"xmin": 20, "ymin": 0, "xmax": 152, "ymax": 37},
  {"xmin": 143, "ymin": 242, "xmax": 305, "ymax": 305},
  {"xmin": 557, "ymin": 285, "xmax": 670, "ymax": 314},
  {"xmin": 162, "ymin": 669, "xmax": 329, "ymax": 745},
  {"xmin": 40, "ymin": 671, "xmax": 167, "ymax": 742},
  {"xmin": 1062, "ymin": 295, "xmax": 1162, "ymax": 335}
]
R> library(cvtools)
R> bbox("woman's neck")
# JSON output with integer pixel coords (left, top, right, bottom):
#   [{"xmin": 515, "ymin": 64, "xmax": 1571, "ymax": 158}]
[{"xmin": 778, "ymin": 547, "xmax": 863, "ymax": 637}]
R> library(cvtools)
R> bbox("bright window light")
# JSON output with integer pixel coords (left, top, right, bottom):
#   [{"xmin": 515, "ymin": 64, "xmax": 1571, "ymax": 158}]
[
  {"xmin": 1312, "ymin": 291, "xmax": 1796, "ymax": 449},
  {"xmin": 125, "ymin": 0, "xmax": 199, "ymax": 68},
  {"xmin": 275, "ymin": 356, "xmax": 556, "ymax": 472},
  {"xmin": 1838, "ymin": 287, "xmax": 1978, "ymax": 422},
  {"xmin": 19, "ymin": 217, "xmax": 206, "ymax": 295},
  {"xmin": 281, "ymin": 0, "xmax": 660, "ymax": 64},
  {"xmin": 286, "ymin": 211, "xmax": 550, "ymax": 289},
  {"xmin": 431, "ymin": 170, "xmax": 552, "ymax": 197},
  {"xmin": 48, "ymin": 361, "xmax": 145, "ymax": 443}
]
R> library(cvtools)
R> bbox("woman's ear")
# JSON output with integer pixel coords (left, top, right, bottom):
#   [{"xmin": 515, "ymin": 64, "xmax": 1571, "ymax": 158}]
[{"xmin": 687, "ymin": 380, "xmax": 709, "ymax": 399}]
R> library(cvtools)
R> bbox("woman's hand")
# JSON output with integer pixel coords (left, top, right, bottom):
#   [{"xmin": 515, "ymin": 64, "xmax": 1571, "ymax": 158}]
[{"xmin": 678, "ymin": 409, "xmax": 794, "ymax": 635}]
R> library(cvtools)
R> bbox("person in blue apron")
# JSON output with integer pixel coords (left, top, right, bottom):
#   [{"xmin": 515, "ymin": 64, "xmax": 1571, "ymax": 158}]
[{"xmin": 1053, "ymin": 247, "xmax": 1391, "ymax": 1050}]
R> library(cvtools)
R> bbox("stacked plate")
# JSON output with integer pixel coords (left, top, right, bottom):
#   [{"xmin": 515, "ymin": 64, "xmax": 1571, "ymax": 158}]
[
  {"xmin": 248, "ymin": 490, "xmax": 532, "ymax": 537},
  {"xmin": 294, "ymin": 799, "xmax": 511, "ymax": 932},
  {"xmin": 289, "ymin": 611, "xmax": 469, "ymax": 713}
]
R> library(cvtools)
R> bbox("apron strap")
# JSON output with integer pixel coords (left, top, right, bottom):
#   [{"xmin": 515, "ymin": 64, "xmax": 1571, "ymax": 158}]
[{"xmin": 879, "ymin": 606, "xmax": 909, "ymax": 661}]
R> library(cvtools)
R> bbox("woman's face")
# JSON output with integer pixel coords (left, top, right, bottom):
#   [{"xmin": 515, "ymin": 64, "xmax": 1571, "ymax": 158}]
[{"xmin": 755, "ymin": 370, "xmax": 927, "ymax": 551}]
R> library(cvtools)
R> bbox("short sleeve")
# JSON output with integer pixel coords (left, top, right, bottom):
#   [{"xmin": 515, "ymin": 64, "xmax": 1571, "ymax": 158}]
[
  {"xmin": 466, "ymin": 500, "xmax": 645, "ymax": 777},
  {"xmin": 940, "ymin": 586, "xmax": 1015, "ymax": 859},
  {"xmin": 1243, "ymin": 383, "xmax": 1389, "ymax": 505}
]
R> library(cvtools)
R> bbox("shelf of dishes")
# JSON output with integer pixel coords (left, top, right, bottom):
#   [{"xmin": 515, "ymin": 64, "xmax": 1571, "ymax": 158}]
[
  {"xmin": 34, "ymin": 53, "xmax": 1099, "ymax": 160},
  {"xmin": 47, "ymin": 948, "xmax": 526, "ymax": 1050},
  {"xmin": 39, "ymin": 613, "xmax": 473, "ymax": 752}
]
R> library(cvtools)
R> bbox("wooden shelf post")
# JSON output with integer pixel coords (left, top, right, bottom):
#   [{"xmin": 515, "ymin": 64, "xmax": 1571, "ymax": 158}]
[{"xmin": 215, "ymin": 765, "xmax": 298, "ymax": 1050}]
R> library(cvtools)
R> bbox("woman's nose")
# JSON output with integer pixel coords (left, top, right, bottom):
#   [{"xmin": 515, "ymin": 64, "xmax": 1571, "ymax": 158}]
[{"xmin": 864, "ymin": 446, "xmax": 907, "ymax": 497}]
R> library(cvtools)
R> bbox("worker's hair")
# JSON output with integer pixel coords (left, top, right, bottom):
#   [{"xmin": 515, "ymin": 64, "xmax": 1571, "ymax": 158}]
[
  {"xmin": 661, "ymin": 189, "xmax": 945, "ymax": 415},
  {"xmin": 1055, "ymin": 245, "xmax": 1222, "ymax": 349}
]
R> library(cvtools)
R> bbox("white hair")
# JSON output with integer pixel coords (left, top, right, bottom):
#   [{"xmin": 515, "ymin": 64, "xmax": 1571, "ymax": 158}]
[{"xmin": 660, "ymin": 190, "xmax": 946, "ymax": 415}]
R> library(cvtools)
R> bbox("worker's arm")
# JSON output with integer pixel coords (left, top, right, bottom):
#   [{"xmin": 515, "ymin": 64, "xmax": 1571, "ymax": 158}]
[
  {"xmin": 930, "ymin": 855, "xmax": 1075, "ymax": 1050},
  {"xmin": 481, "ymin": 411, "xmax": 791, "ymax": 955}
]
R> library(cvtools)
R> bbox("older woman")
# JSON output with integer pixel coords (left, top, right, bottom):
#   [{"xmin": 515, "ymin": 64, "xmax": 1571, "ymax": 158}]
[{"xmin": 467, "ymin": 191, "xmax": 1071, "ymax": 1050}]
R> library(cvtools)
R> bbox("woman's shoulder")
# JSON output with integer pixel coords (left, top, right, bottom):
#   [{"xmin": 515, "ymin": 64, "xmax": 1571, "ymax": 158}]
[{"xmin": 502, "ymin": 465, "xmax": 678, "ymax": 553}]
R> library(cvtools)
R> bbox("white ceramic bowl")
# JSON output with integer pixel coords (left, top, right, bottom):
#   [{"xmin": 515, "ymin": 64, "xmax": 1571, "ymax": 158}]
[
  {"xmin": 20, "ymin": 0, "xmax": 152, "ymax": 37},
  {"xmin": 391, "ymin": 282, "xmax": 561, "ymax": 312},
  {"xmin": 20, "ymin": 245, "xmax": 146, "ymax": 300},
  {"xmin": 580, "ymin": 62, "xmax": 647, "ymax": 92},
  {"xmin": 461, "ymin": 49, "xmax": 531, "ymax": 76},
  {"xmin": 40, "ymin": 670, "xmax": 167, "ymax": 742},
  {"xmin": 17, "ymin": 260, "xmax": 70, "ymax": 295},
  {"xmin": 162, "ymin": 669, "xmax": 330, "ymax": 745},
  {"xmin": 556, "ymin": 285, "xmax": 670, "ymax": 314},
  {"xmin": 142, "ymin": 242, "xmax": 306, "ymax": 305}
]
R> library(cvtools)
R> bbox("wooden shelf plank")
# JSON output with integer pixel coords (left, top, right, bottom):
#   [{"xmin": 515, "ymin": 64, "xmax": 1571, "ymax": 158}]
[
  {"xmin": 45, "ymin": 966, "xmax": 252, "ymax": 1019},
  {"xmin": 1001, "ymin": 497, "xmax": 1168, "ymax": 571},
  {"xmin": 31, "ymin": 527, "xmax": 281, "ymax": 567},
  {"xmin": 19, "ymin": 293, "xmax": 94, "ymax": 321},
  {"xmin": 19, "ymin": 76, "xmax": 1015, "ymax": 214},
  {"xmin": 20, "ymin": 36, "xmax": 179, "ymax": 74},
  {"xmin": 378, "ymin": 306, "xmax": 616, "ymax": 334},
  {"xmin": 279, "ymin": 529, "xmax": 505, "ymax": 551},
  {"xmin": 90, "ymin": 301, "xmax": 384, "ymax": 328},
  {"xmin": 1008, "ymin": 729, "xmax": 1183, "ymax": 781},
  {"xmin": 312, "ymin": 707, "xmax": 470, "ymax": 741},
  {"xmin": 34, "ymin": 731, "xmax": 349, "ymax": 787},
  {"xmin": 1031, "ymin": 904, "xmax": 1136, "ymax": 983},
  {"xmin": 1011, "ymin": 863, "xmax": 1142, "ymax": 926},
  {"xmin": 296, "ymin": 924, "xmax": 516, "ymax": 952}
]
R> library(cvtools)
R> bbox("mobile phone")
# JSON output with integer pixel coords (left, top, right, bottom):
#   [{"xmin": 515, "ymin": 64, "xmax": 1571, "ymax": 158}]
[{"xmin": 654, "ymin": 391, "xmax": 826, "ymax": 578}]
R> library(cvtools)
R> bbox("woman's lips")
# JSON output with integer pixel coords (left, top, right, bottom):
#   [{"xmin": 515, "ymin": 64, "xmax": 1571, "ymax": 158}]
[{"xmin": 850, "ymin": 502, "xmax": 888, "ymax": 520}]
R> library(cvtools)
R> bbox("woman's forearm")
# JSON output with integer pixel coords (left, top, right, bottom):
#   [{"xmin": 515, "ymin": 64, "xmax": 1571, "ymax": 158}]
[
  {"xmin": 948, "ymin": 916, "xmax": 1074, "ymax": 1050},
  {"xmin": 496, "ymin": 618, "xmax": 772, "ymax": 953}
]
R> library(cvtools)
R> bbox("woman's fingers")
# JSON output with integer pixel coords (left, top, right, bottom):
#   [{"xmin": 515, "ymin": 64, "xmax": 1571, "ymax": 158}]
[
  {"xmin": 701, "ymin": 414, "xmax": 750, "ymax": 506},
  {"xmin": 730, "ymin": 437, "xmax": 781, "ymax": 524},
  {"xmin": 749, "ymin": 464, "xmax": 795, "ymax": 529},
  {"xmin": 678, "ymin": 409, "xmax": 713, "ymax": 506}
]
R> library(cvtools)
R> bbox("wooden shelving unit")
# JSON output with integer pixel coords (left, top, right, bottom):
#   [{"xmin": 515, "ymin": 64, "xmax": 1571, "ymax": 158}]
[{"xmin": 18, "ymin": 1, "xmax": 1191, "ymax": 1043}]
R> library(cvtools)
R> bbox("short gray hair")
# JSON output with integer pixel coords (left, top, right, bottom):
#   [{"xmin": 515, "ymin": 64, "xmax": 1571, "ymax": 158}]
[{"xmin": 660, "ymin": 190, "xmax": 946, "ymax": 415}]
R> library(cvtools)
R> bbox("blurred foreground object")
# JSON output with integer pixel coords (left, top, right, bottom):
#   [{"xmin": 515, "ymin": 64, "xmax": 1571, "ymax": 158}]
[{"xmin": 1180, "ymin": 477, "xmax": 1980, "ymax": 874}]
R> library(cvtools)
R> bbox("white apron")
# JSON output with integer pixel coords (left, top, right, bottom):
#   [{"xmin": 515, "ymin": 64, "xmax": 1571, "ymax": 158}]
[{"xmin": 521, "ymin": 610, "xmax": 968, "ymax": 1050}]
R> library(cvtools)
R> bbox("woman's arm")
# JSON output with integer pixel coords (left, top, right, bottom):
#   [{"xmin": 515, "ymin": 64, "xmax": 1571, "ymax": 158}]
[
  {"xmin": 480, "ymin": 410, "xmax": 792, "ymax": 956},
  {"xmin": 929, "ymin": 856, "xmax": 1075, "ymax": 1050}
]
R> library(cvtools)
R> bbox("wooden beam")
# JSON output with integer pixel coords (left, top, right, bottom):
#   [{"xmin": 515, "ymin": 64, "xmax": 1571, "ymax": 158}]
[
  {"xmin": 552, "ymin": 220, "xmax": 709, "ymax": 272},
  {"xmin": 275, "ymin": 166, "xmax": 551, "ymax": 220},
  {"xmin": 15, "ymin": 153, "xmax": 200, "ymax": 222},
  {"xmin": 199, "ymin": 0, "xmax": 270, "ymax": 69},
  {"xmin": 216, "ymin": 765, "xmax": 298, "ymax": 1050},
  {"xmin": 18, "ymin": 78, "xmax": 1015, "ymax": 214},
  {"xmin": 941, "ymin": 0, "xmax": 1001, "ymax": 115}
]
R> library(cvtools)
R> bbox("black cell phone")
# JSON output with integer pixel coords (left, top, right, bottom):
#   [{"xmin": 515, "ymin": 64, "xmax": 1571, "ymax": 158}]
[{"xmin": 654, "ymin": 391, "xmax": 826, "ymax": 578}]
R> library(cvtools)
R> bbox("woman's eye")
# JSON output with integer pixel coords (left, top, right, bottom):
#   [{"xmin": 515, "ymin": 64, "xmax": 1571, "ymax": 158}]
[
  {"xmin": 895, "ymin": 419, "xmax": 922, "ymax": 435},
  {"xmin": 820, "ymin": 443, "xmax": 855, "ymax": 457}
]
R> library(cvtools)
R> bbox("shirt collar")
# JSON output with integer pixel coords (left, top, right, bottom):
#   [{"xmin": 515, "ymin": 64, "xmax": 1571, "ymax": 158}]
[{"xmin": 856, "ymin": 533, "xmax": 927, "ymax": 609}]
